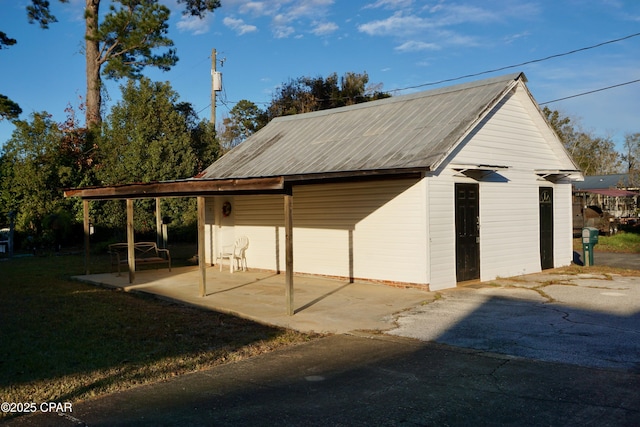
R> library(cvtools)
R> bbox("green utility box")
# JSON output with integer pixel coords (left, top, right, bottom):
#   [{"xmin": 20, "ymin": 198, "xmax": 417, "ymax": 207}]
[{"xmin": 582, "ymin": 227, "xmax": 599, "ymax": 266}]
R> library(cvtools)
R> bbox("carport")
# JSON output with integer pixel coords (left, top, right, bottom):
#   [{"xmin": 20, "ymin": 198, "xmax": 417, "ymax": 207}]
[
  {"xmin": 65, "ymin": 168, "xmax": 425, "ymax": 316},
  {"xmin": 64, "ymin": 177, "xmax": 300, "ymax": 314}
]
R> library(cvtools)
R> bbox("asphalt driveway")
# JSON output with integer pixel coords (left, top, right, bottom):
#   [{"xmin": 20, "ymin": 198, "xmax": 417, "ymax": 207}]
[{"xmin": 590, "ymin": 250, "xmax": 640, "ymax": 269}]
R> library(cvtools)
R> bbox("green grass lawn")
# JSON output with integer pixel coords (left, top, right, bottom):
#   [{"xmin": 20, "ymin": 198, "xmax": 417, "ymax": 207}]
[
  {"xmin": 573, "ymin": 230, "xmax": 640, "ymax": 253},
  {"xmin": 0, "ymin": 251, "xmax": 319, "ymax": 420}
]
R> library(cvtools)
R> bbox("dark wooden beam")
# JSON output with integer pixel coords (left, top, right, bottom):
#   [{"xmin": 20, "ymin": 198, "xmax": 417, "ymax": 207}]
[
  {"xmin": 64, "ymin": 177, "xmax": 285, "ymax": 200},
  {"xmin": 282, "ymin": 169, "xmax": 425, "ymax": 185}
]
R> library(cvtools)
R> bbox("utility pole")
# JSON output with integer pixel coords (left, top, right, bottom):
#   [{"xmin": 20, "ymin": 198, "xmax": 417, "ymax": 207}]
[
  {"xmin": 211, "ymin": 48, "xmax": 216, "ymax": 125},
  {"xmin": 211, "ymin": 48, "xmax": 222, "ymax": 127}
]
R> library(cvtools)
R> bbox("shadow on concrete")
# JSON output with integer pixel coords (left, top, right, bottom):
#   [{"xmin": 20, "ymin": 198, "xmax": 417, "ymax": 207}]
[
  {"xmin": 294, "ymin": 282, "xmax": 353, "ymax": 314},
  {"xmin": 433, "ymin": 295, "xmax": 640, "ymax": 370},
  {"xmin": 206, "ymin": 273, "xmax": 281, "ymax": 296}
]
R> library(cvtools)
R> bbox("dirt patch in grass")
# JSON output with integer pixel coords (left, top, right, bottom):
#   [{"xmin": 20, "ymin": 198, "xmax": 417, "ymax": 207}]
[
  {"xmin": 0, "ymin": 254, "xmax": 321, "ymax": 420},
  {"xmin": 551, "ymin": 264, "xmax": 640, "ymax": 277}
]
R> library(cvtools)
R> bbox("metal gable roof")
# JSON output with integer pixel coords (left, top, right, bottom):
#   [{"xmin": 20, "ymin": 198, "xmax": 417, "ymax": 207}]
[
  {"xmin": 573, "ymin": 174, "xmax": 630, "ymax": 190},
  {"xmin": 200, "ymin": 73, "xmax": 525, "ymax": 181}
]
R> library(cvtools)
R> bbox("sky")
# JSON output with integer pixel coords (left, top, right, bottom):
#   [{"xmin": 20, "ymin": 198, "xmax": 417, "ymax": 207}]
[{"xmin": 1, "ymin": 0, "xmax": 639, "ymax": 153}]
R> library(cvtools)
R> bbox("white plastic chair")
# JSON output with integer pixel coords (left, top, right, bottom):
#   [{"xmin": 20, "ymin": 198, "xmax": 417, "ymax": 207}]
[{"xmin": 217, "ymin": 236, "xmax": 249, "ymax": 273}]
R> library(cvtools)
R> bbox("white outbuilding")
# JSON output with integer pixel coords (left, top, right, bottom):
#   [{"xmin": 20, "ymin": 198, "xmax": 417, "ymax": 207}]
[
  {"xmin": 67, "ymin": 72, "xmax": 583, "ymax": 313},
  {"xmin": 199, "ymin": 72, "xmax": 583, "ymax": 291}
]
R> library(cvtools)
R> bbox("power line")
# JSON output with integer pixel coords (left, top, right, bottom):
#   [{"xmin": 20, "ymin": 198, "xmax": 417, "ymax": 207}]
[
  {"xmin": 217, "ymin": 78, "xmax": 640, "ymax": 110},
  {"xmin": 539, "ymin": 78, "xmax": 640, "ymax": 105},
  {"xmin": 390, "ymin": 31, "xmax": 640, "ymax": 93},
  {"xmin": 201, "ymin": 31, "xmax": 640, "ymax": 112}
]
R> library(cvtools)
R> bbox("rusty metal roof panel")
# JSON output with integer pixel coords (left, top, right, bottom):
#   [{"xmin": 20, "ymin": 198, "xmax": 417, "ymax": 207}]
[{"xmin": 201, "ymin": 73, "xmax": 524, "ymax": 180}]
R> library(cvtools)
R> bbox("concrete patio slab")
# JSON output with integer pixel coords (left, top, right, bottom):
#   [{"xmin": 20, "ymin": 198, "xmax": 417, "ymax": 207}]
[{"xmin": 73, "ymin": 266, "xmax": 433, "ymax": 334}]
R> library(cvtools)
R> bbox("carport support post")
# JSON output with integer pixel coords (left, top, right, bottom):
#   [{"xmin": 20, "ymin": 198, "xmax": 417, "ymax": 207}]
[
  {"xmin": 197, "ymin": 196, "xmax": 206, "ymax": 297},
  {"xmin": 127, "ymin": 199, "xmax": 135, "ymax": 284},
  {"xmin": 284, "ymin": 191, "xmax": 294, "ymax": 316},
  {"xmin": 83, "ymin": 199, "xmax": 90, "ymax": 275},
  {"xmin": 156, "ymin": 198, "xmax": 162, "ymax": 248}
]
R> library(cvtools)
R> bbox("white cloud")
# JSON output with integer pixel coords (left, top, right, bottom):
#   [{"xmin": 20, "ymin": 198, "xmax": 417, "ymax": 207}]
[
  {"xmin": 432, "ymin": 29, "xmax": 479, "ymax": 48},
  {"xmin": 395, "ymin": 40, "xmax": 440, "ymax": 52},
  {"xmin": 286, "ymin": 0, "xmax": 335, "ymax": 20},
  {"xmin": 176, "ymin": 15, "xmax": 213, "ymax": 35},
  {"xmin": 221, "ymin": 0, "xmax": 336, "ymax": 39},
  {"xmin": 311, "ymin": 22, "xmax": 339, "ymax": 36},
  {"xmin": 272, "ymin": 13, "xmax": 290, "ymax": 26},
  {"xmin": 503, "ymin": 31, "xmax": 531, "ymax": 44},
  {"xmin": 431, "ymin": 4, "xmax": 500, "ymax": 26},
  {"xmin": 223, "ymin": 17, "xmax": 258, "ymax": 35},
  {"xmin": 364, "ymin": 0, "xmax": 414, "ymax": 10},
  {"xmin": 357, "ymin": 2, "xmax": 538, "ymax": 53},
  {"xmin": 273, "ymin": 25, "xmax": 295, "ymax": 38},
  {"xmin": 239, "ymin": 1, "xmax": 271, "ymax": 16},
  {"xmin": 358, "ymin": 12, "xmax": 428, "ymax": 36},
  {"xmin": 424, "ymin": 2, "xmax": 540, "ymax": 25},
  {"xmin": 358, "ymin": 2, "xmax": 541, "ymax": 40}
]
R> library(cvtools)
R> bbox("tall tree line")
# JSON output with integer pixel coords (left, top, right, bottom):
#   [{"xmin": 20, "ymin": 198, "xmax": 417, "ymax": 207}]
[
  {"xmin": 0, "ymin": 0, "xmax": 221, "ymax": 246},
  {"xmin": 542, "ymin": 106, "xmax": 636, "ymax": 178},
  {"xmin": 0, "ymin": 79, "xmax": 218, "ymax": 246}
]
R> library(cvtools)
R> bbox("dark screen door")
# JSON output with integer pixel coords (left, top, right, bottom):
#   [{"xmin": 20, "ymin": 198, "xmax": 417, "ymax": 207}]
[
  {"xmin": 539, "ymin": 187, "xmax": 554, "ymax": 270},
  {"xmin": 455, "ymin": 183, "xmax": 480, "ymax": 282}
]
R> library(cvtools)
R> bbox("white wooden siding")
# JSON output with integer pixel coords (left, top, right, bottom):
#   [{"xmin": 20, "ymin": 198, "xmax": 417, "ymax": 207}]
[
  {"xmin": 432, "ymin": 85, "xmax": 575, "ymax": 286},
  {"xmin": 234, "ymin": 194, "xmax": 284, "ymax": 272},
  {"xmin": 454, "ymin": 85, "xmax": 577, "ymax": 171},
  {"xmin": 209, "ymin": 179, "xmax": 428, "ymax": 285},
  {"xmin": 478, "ymin": 178, "xmax": 541, "ymax": 280},
  {"xmin": 205, "ymin": 196, "xmax": 239, "ymax": 267},
  {"xmin": 350, "ymin": 179, "xmax": 428, "ymax": 283},
  {"xmin": 204, "ymin": 197, "xmax": 216, "ymax": 264},
  {"xmin": 427, "ymin": 178, "xmax": 457, "ymax": 290},
  {"xmin": 553, "ymin": 181, "xmax": 574, "ymax": 269}
]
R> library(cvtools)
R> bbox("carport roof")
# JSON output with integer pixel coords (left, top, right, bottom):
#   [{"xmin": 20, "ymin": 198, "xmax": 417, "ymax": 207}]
[{"xmin": 64, "ymin": 177, "xmax": 287, "ymax": 200}]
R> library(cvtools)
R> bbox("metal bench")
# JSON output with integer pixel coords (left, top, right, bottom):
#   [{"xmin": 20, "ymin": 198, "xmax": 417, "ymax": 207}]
[{"xmin": 108, "ymin": 242, "xmax": 171, "ymax": 275}]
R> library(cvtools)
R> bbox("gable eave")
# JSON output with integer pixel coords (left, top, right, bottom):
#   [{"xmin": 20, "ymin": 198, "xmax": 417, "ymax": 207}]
[
  {"xmin": 429, "ymin": 75, "xmax": 523, "ymax": 172},
  {"xmin": 516, "ymin": 80, "xmax": 583, "ymax": 174}
]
